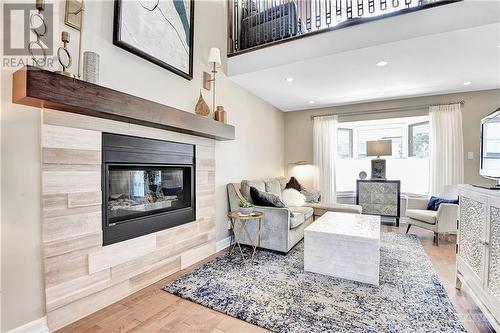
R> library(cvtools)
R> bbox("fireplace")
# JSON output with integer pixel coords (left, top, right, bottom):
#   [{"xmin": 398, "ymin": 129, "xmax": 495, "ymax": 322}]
[{"xmin": 102, "ymin": 133, "xmax": 195, "ymax": 245}]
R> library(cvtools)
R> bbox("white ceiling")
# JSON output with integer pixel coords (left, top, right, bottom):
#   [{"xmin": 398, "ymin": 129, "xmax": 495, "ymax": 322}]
[{"xmin": 228, "ymin": 1, "xmax": 500, "ymax": 111}]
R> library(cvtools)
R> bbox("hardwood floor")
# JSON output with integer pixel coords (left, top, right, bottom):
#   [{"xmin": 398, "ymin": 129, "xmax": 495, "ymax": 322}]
[{"xmin": 58, "ymin": 223, "xmax": 494, "ymax": 333}]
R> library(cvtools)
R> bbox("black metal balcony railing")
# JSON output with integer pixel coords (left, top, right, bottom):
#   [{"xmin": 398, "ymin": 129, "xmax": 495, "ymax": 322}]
[{"xmin": 228, "ymin": 0, "xmax": 457, "ymax": 54}]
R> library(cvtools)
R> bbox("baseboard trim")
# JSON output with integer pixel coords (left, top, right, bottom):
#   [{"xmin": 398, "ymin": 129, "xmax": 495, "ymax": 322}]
[
  {"xmin": 216, "ymin": 236, "xmax": 232, "ymax": 252},
  {"xmin": 5, "ymin": 317, "xmax": 49, "ymax": 333}
]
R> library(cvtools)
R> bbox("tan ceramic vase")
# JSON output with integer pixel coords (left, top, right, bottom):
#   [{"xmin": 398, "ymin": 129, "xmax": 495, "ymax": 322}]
[{"xmin": 214, "ymin": 106, "xmax": 227, "ymax": 124}]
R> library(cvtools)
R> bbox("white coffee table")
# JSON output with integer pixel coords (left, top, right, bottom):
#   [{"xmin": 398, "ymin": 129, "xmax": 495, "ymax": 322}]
[{"xmin": 304, "ymin": 211, "xmax": 381, "ymax": 285}]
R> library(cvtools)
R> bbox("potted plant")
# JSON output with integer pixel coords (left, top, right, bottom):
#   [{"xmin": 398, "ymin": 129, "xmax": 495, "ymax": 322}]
[{"xmin": 239, "ymin": 198, "xmax": 254, "ymax": 215}]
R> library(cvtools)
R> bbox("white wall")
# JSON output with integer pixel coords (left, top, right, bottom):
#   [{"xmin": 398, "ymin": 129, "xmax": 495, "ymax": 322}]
[{"xmin": 0, "ymin": 0, "xmax": 284, "ymax": 331}]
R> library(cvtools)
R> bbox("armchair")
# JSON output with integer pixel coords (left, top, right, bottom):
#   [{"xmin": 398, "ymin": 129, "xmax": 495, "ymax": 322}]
[{"xmin": 405, "ymin": 186, "xmax": 459, "ymax": 246}]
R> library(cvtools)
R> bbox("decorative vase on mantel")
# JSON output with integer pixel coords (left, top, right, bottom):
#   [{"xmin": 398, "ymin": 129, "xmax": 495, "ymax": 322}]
[
  {"xmin": 83, "ymin": 51, "xmax": 99, "ymax": 84},
  {"xmin": 195, "ymin": 91, "xmax": 210, "ymax": 117},
  {"xmin": 214, "ymin": 105, "xmax": 227, "ymax": 124}
]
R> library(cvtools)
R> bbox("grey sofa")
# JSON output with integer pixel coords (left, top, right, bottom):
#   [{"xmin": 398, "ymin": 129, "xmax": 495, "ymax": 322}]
[{"xmin": 227, "ymin": 177, "xmax": 362, "ymax": 253}]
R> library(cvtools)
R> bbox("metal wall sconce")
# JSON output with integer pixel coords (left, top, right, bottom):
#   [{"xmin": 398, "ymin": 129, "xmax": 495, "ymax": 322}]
[
  {"xmin": 64, "ymin": 0, "xmax": 85, "ymax": 78},
  {"xmin": 203, "ymin": 47, "xmax": 221, "ymax": 113}
]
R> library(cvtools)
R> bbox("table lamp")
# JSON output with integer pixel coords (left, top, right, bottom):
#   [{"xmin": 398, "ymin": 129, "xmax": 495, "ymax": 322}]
[{"xmin": 367, "ymin": 140, "xmax": 392, "ymax": 179}]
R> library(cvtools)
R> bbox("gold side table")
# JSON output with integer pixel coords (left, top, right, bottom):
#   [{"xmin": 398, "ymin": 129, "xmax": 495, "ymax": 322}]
[{"xmin": 227, "ymin": 211, "xmax": 264, "ymax": 261}]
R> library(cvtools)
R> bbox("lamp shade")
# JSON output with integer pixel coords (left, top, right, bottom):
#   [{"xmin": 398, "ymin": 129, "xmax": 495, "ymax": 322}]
[
  {"xmin": 208, "ymin": 47, "xmax": 221, "ymax": 66},
  {"xmin": 366, "ymin": 140, "xmax": 392, "ymax": 157}
]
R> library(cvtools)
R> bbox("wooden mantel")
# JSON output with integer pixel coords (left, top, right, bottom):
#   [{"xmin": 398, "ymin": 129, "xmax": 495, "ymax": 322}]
[{"xmin": 12, "ymin": 66, "xmax": 235, "ymax": 141}]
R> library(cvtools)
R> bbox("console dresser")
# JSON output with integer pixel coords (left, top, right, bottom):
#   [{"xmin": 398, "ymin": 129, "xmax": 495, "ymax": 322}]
[
  {"xmin": 456, "ymin": 184, "xmax": 500, "ymax": 330},
  {"xmin": 356, "ymin": 179, "xmax": 401, "ymax": 226}
]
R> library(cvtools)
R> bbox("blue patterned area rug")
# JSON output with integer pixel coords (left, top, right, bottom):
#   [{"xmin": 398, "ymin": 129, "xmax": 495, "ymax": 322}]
[{"xmin": 163, "ymin": 233, "xmax": 466, "ymax": 333}]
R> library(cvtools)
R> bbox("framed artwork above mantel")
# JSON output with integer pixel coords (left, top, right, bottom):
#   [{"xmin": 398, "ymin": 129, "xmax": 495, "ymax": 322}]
[{"xmin": 113, "ymin": 0, "xmax": 194, "ymax": 80}]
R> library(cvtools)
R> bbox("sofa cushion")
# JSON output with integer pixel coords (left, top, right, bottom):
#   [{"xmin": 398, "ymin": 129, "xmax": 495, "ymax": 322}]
[
  {"xmin": 276, "ymin": 177, "xmax": 288, "ymax": 191},
  {"xmin": 289, "ymin": 206, "xmax": 313, "ymax": 220},
  {"xmin": 407, "ymin": 209, "xmax": 437, "ymax": 225},
  {"xmin": 250, "ymin": 186, "xmax": 287, "ymax": 208},
  {"xmin": 265, "ymin": 179, "xmax": 282, "ymax": 198},
  {"xmin": 241, "ymin": 180, "xmax": 265, "ymax": 203},
  {"xmin": 290, "ymin": 212, "xmax": 305, "ymax": 229},
  {"xmin": 307, "ymin": 202, "xmax": 363, "ymax": 215}
]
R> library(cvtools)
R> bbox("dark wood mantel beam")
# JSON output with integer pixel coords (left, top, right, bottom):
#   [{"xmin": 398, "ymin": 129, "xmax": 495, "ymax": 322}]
[{"xmin": 12, "ymin": 66, "xmax": 235, "ymax": 141}]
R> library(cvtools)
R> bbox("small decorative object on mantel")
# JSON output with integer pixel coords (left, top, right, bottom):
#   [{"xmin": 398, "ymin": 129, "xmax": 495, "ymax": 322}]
[
  {"xmin": 28, "ymin": 0, "xmax": 48, "ymax": 67},
  {"xmin": 55, "ymin": 31, "xmax": 72, "ymax": 77},
  {"xmin": 214, "ymin": 105, "xmax": 227, "ymax": 124},
  {"xmin": 195, "ymin": 91, "xmax": 210, "ymax": 117},
  {"xmin": 82, "ymin": 51, "xmax": 99, "ymax": 84},
  {"xmin": 359, "ymin": 171, "xmax": 367, "ymax": 180}
]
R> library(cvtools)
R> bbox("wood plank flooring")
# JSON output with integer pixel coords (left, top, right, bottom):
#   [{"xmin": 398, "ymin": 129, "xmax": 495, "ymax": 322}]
[{"xmin": 57, "ymin": 224, "xmax": 495, "ymax": 333}]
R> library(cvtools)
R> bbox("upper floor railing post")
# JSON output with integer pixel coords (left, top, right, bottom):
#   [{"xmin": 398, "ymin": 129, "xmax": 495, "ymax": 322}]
[{"xmin": 227, "ymin": 0, "xmax": 234, "ymax": 54}]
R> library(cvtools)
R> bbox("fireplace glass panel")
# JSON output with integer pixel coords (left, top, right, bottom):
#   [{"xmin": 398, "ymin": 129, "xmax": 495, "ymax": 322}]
[{"xmin": 107, "ymin": 165, "xmax": 191, "ymax": 224}]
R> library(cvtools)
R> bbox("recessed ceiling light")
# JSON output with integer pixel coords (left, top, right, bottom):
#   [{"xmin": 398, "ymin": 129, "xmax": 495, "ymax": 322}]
[
  {"xmin": 463, "ymin": 81, "xmax": 472, "ymax": 86},
  {"xmin": 308, "ymin": 100, "xmax": 315, "ymax": 104},
  {"xmin": 376, "ymin": 61, "xmax": 388, "ymax": 67},
  {"xmin": 285, "ymin": 77, "xmax": 294, "ymax": 83}
]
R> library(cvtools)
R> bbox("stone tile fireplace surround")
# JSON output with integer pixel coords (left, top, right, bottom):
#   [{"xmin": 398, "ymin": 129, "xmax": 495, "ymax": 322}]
[{"xmin": 41, "ymin": 109, "xmax": 216, "ymax": 331}]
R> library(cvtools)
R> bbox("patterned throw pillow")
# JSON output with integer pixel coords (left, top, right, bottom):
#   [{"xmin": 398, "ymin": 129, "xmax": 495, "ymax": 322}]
[{"xmin": 250, "ymin": 186, "xmax": 286, "ymax": 208}]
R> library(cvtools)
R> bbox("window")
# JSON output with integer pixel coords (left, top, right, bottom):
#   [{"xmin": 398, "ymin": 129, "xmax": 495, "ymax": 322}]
[
  {"xmin": 335, "ymin": 116, "xmax": 430, "ymax": 195},
  {"xmin": 337, "ymin": 128, "xmax": 353, "ymax": 158},
  {"xmin": 409, "ymin": 121, "xmax": 430, "ymax": 157}
]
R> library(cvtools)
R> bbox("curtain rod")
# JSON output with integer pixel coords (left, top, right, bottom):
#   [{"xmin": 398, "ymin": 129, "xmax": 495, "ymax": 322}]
[{"xmin": 309, "ymin": 100, "xmax": 465, "ymax": 120}]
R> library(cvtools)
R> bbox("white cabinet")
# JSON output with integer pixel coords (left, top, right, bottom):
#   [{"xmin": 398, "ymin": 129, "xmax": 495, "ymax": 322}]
[{"xmin": 457, "ymin": 185, "xmax": 500, "ymax": 330}]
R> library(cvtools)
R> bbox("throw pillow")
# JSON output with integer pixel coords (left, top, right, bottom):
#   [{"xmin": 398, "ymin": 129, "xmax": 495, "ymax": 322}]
[
  {"xmin": 250, "ymin": 186, "xmax": 286, "ymax": 208},
  {"xmin": 426, "ymin": 196, "xmax": 459, "ymax": 211},
  {"xmin": 285, "ymin": 177, "xmax": 304, "ymax": 191},
  {"xmin": 282, "ymin": 188, "xmax": 306, "ymax": 207}
]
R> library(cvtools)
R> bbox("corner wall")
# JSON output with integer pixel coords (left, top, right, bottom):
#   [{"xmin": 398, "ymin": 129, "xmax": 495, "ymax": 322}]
[
  {"xmin": 1, "ymin": 0, "xmax": 284, "ymax": 331},
  {"xmin": 285, "ymin": 89, "xmax": 500, "ymax": 189}
]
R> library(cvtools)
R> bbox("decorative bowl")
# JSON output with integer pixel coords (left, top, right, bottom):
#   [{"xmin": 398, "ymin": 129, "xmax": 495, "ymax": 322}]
[{"xmin": 239, "ymin": 206, "xmax": 254, "ymax": 215}]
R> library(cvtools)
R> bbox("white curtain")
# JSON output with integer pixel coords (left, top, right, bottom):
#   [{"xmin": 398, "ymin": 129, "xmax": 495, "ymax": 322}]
[
  {"xmin": 313, "ymin": 115, "xmax": 338, "ymax": 203},
  {"xmin": 429, "ymin": 103, "xmax": 464, "ymax": 195}
]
